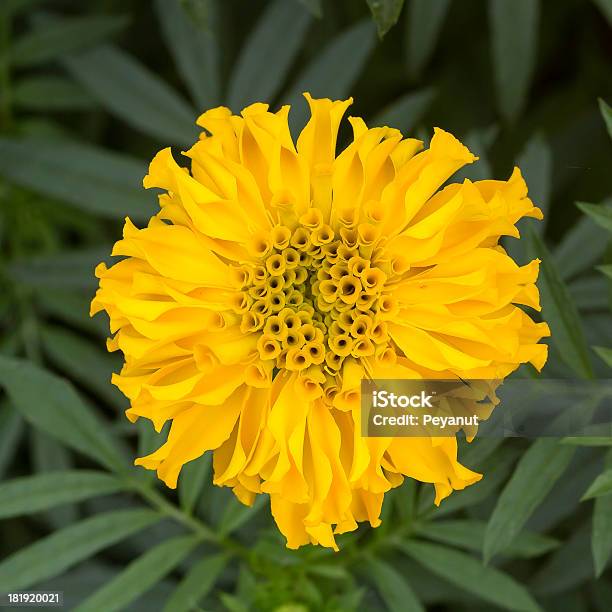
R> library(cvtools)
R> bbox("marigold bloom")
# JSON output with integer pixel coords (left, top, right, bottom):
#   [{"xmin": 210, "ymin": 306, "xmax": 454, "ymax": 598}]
[{"xmin": 91, "ymin": 94, "xmax": 549, "ymax": 550}]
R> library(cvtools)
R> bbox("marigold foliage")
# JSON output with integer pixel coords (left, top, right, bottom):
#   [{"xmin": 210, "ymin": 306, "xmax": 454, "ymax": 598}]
[{"xmin": 91, "ymin": 94, "xmax": 549, "ymax": 550}]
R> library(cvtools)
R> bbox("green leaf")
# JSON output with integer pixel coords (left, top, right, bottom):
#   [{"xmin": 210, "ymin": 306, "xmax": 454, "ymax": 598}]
[
  {"xmin": 527, "ymin": 229, "xmax": 593, "ymax": 378},
  {"xmin": 517, "ymin": 133, "xmax": 552, "ymax": 228},
  {"xmin": 11, "ymin": 15, "xmax": 127, "ymax": 67},
  {"xmin": 0, "ymin": 509, "xmax": 161, "ymax": 592},
  {"xmin": 218, "ymin": 493, "xmax": 267, "ymax": 536},
  {"xmin": 155, "ymin": 0, "xmax": 219, "ymax": 109},
  {"xmin": 13, "ymin": 76, "xmax": 95, "ymax": 110},
  {"xmin": 0, "ymin": 402, "xmax": 23, "ymax": 479},
  {"xmin": 582, "ymin": 467, "xmax": 612, "ymax": 499},
  {"xmin": 598, "ymin": 265, "xmax": 612, "ymax": 280},
  {"xmin": 594, "ymin": 346, "xmax": 612, "ymax": 367},
  {"xmin": 599, "ymin": 97, "xmax": 612, "ymax": 136},
  {"xmin": 416, "ymin": 519, "xmax": 558, "ymax": 559},
  {"xmin": 484, "ymin": 439, "xmax": 574, "ymax": 563},
  {"xmin": 285, "ymin": 20, "xmax": 376, "ymax": 132},
  {"xmin": 0, "ymin": 137, "xmax": 152, "ymax": 220},
  {"xmin": 489, "ymin": 0, "xmax": 539, "ymax": 121},
  {"xmin": 219, "ymin": 592, "xmax": 249, "ymax": 612},
  {"xmin": 398, "ymin": 540, "xmax": 541, "ymax": 612},
  {"xmin": 228, "ymin": 0, "xmax": 311, "ymax": 110},
  {"xmin": 297, "ymin": 0, "xmax": 322, "ymax": 17},
  {"xmin": 561, "ymin": 436, "xmax": 612, "ymax": 446},
  {"xmin": 0, "ymin": 356, "xmax": 126, "ymax": 473},
  {"xmin": 405, "ymin": 0, "xmax": 451, "ymax": 77},
  {"xmin": 63, "ymin": 45, "xmax": 196, "ymax": 146},
  {"xmin": 40, "ymin": 325, "xmax": 123, "ymax": 409},
  {"xmin": 36, "ymin": 290, "xmax": 107, "ymax": 338},
  {"xmin": 1, "ymin": 0, "xmax": 44, "ymax": 18},
  {"xmin": 577, "ymin": 202, "xmax": 612, "ymax": 233},
  {"xmin": 163, "ymin": 553, "xmax": 227, "ymax": 612},
  {"xmin": 367, "ymin": 0, "xmax": 405, "ymax": 38},
  {"xmin": 593, "ymin": 0, "xmax": 612, "ymax": 26},
  {"xmin": 592, "ymin": 450, "xmax": 612, "ymax": 576},
  {"xmin": 74, "ymin": 535, "xmax": 198, "ymax": 612},
  {"xmin": 554, "ymin": 216, "xmax": 610, "ymax": 281},
  {"xmin": 369, "ymin": 88, "xmax": 435, "ymax": 134},
  {"xmin": 0, "ymin": 471, "xmax": 123, "ymax": 519},
  {"xmin": 178, "ymin": 453, "xmax": 211, "ymax": 515},
  {"xmin": 364, "ymin": 557, "xmax": 424, "ymax": 612}
]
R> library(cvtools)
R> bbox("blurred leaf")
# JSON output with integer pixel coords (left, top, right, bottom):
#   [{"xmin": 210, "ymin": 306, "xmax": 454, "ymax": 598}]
[
  {"xmin": 13, "ymin": 76, "xmax": 95, "ymax": 110},
  {"xmin": 178, "ymin": 453, "xmax": 211, "ymax": 515},
  {"xmin": 561, "ymin": 436, "xmax": 612, "ymax": 446},
  {"xmin": 405, "ymin": 0, "xmax": 451, "ymax": 77},
  {"xmin": 599, "ymin": 97, "xmax": 612, "ymax": 134},
  {"xmin": 598, "ymin": 265, "xmax": 612, "ymax": 280},
  {"xmin": 0, "ymin": 137, "xmax": 152, "ymax": 220},
  {"xmin": 75, "ymin": 535, "xmax": 197, "ymax": 612},
  {"xmin": 364, "ymin": 557, "xmax": 424, "ymax": 612},
  {"xmin": 0, "ymin": 402, "xmax": 23, "ymax": 479},
  {"xmin": 527, "ymin": 229, "xmax": 593, "ymax": 378},
  {"xmin": 484, "ymin": 439, "xmax": 574, "ymax": 563},
  {"xmin": 582, "ymin": 468, "xmax": 612, "ymax": 499},
  {"xmin": 155, "ymin": 0, "xmax": 219, "ymax": 109},
  {"xmin": 592, "ymin": 450, "xmax": 612, "ymax": 576},
  {"xmin": 416, "ymin": 519, "xmax": 558, "ymax": 559},
  {"xmin": 399, "ymin": 540, "xmax": 541, "ymax": 611},
  {"xmin": 0, "ymin": 509, "xmax": 161, "ymax": 592},
  {"xmin": 286, "ymin": 20, "xmax": 376, "ymax": 132},
  {"xmin": 569, "ymin": 275, "xmax": 610, "ymax": 310},
  {"xmin": 163, "ymin": 553, "xmax": 227, "ymax": 612},
  {"xmin": 218, "ymin": 493, "xmax": 267, "ymax": 536},
  {"xmin": 307, "ymin": 564, "xmax": 351, "ymax": 580},
  {"xmin": 63, "ymin": 45, "xmax": 196, "ymax": 146},
  {"xmin": 576, "ymin": 202, "xmax": 612, "ymax": 233},
  {"xmin": 367, "ymin": 0, "xmax": 405, "ymax": 38},
  {"xmin": 11, "ymin": 15, "xmax": 127, "ymax": 67},
  {"xmin": 489, "ymin": 0, "xmax": 539, "ymax": 122},
  {"xmin": 1, "ymin": 0, "xmax": 44, "ymax": 17},
  {"xmin": 298, "ymin": 0, "xmax": 322, "ymax": 18},
  {"xmin": 0, "ymin": 471, "xmax": 123, "ymax": 519},
  {"xmin": 517, "ymin": 133, "xmax": 552, "ymax": 227},
  {"xmin": 369, "ymin": 88, "xmax": 435, "ymax": 134},
  {"xmin": 40, "ymin": 325, "xmax": 123, "ymax": 409},
  {"xmin": 455, "ymin": 126, "xmax": 499, "ymax": 183},
  {"xmin": 8, "ymin": 247, "xmax": 109, "ymax": 290},
  {"xmin": 594, "ymin": 346, "xmax": 612, "ymax": 367},
  {"xmin": 554, "ymin": 216, "xmax": 609, "ymax": 281},
  {"xmin": 0, "ymin": 356, "xmax": 126, "ymax": 473},
  {"xmin": 228, "ymin": 0, "xmax": 311, "ymax": 110}
]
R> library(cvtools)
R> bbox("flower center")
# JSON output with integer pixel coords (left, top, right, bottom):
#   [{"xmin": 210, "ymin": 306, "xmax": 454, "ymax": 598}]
[{"xmin": 233, "ymin": 212, "xmax": 397, "ymax": 377}]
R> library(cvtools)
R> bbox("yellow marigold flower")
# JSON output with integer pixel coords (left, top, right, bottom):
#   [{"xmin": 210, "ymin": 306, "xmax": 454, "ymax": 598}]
[{"xmin": 91, "ymin": 94, "xmax": 550, "ymax": 550}]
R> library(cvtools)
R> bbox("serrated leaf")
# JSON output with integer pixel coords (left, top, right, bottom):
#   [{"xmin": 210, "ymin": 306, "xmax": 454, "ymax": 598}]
[
  {"xmin": 599, "ymin": 97, "xmax": 612, "ymax": 135},
  {"xmin": 12, "ymin": 15, "xmax": 127, "ymax": 67},
  {"xmin": 489, "ymin": 0, "xmax": 539, "ymax": 122},
  {"xmin": 0, "ymin": 137, "xmax": 152, "ymax": 220},
  {"xmin": 405, "ymin": 0, "xmax": 451, "ymax": 77},
  {"xmin": 75, "ymin": 535, "xmax": 198, "ymax": 612},
  {"xmin": 155, "ymin": 0, "xmax": 219, "ymax": 109},
  {"xmin": 178, "ymin": 453, "xmax": 211, "ymax": 515},
  {"xmin": 369, "ymin": 88, "xmax": 434, "ymax": 134},
  {"xmin": 582, "ymin": 467, "xmax": 612, "ymax": 499},
  {"xmin": 163, "ymin": 553, "xmax": 227, "ymax": 612},
  {"xmin": 63, "ymin": 45, "xmax": 196, "ymax": 146},
  {"xmin": 367, "ymin": 0, "xmax": 405, "ymax": 38},
  {"xmin": 398, "ymin": 540, "xmax": 541, "ymax": 612},
  {"xmin": 13, "ymin": 76, "xmax": 95, "ymax": 110},
  {"xmin": 40, "ymin": 325, "xmax": 123, "ymax": 409},
  {"xmin": 228, "ymin": 0, "xmax": 311, "ymax": 110},
  {"xmin": 0, "ymin": 355, "xmax": 126, "ymax": 473},
  {"xmin": 285, "ymin": 20, "xmax": 376, "ymax": 133},
  {"xmin": 527, "ymin": 229, "xmax": 593, "ymax": 378},
  {"xmin": 0, "ymin": 471, "xmax": 123, "ymax": 519},
  {"xmin": 577, "ymin": 202, "xmax": 612, "ymax": 233},
  {"xmin": 364, "ymin": 557, "xmax": 424, "ymax": 612},
  {"xmin": 416, "ymin": 519, "xmax": 558, "ymax": 558},
  {"xmin": 0, "ymin": 509, "xmax": 161, "ymax": 592},
  {"xmin": 484, "ymin": 439, "xmax": 574, "ymax": 563}
]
